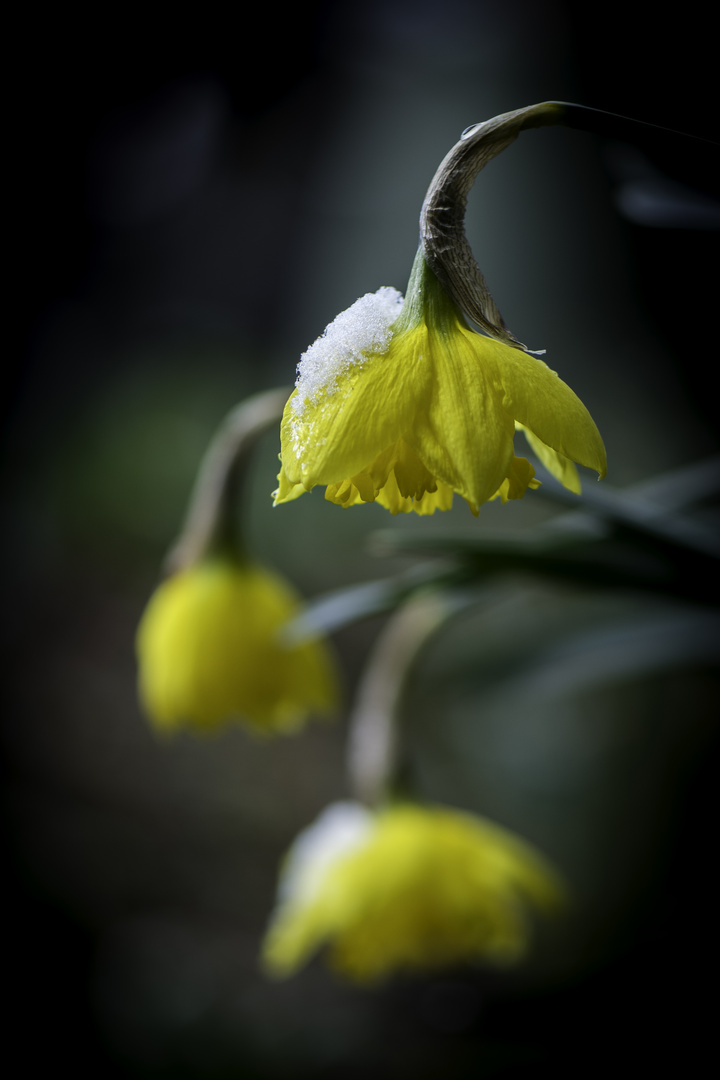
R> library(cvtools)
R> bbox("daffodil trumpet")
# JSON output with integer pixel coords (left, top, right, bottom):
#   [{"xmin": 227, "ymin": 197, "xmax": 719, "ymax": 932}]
[
  {"xmin": 275, "ymin": 101, "xmax": 607, "ymax": 516},
  {"xmin": 136, "ymin": 389, "xmax": 338, "ymax": 735}
]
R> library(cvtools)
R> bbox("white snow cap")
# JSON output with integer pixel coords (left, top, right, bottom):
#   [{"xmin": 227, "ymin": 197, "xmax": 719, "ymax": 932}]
[
  {"xmin": 292, "ymin": 286, "xmax": 404, "ymax": 419},
  {"xmin": 276, "ymin": 802, "xmax": 374, "ymax": 906}
]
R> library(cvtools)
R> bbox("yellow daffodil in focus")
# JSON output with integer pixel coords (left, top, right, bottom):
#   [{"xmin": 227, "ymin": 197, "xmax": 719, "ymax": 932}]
[
  {"xmin": 136, "ymin": 557, "xmax": 338, "ymax": 735},
  {"xmin": 274, "ymin": 252, "xmax": 606, "ymax": 515},
  {"xmin": 262, "ymin": 801, "xmax": 566, "ymax": 982}
]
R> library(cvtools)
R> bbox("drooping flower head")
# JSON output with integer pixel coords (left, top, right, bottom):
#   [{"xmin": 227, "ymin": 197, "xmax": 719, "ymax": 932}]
[
  {"xmin": 136, "ymin": 556, "xmax": 338, "ymax": 735},
  {"xmin": 136, "ymin": 390, "xmax": 338, "ymax": 736},
  {"xmin": 275, "ymin": 252, "xmax": 606, "ymax": 515},
  {"xmin": 275, "ymin": 103, "xmax": 607, "ymax": 516},
  {"xmin": 262, "ymin": 801, "xmax": 567, "ymax": 982}
]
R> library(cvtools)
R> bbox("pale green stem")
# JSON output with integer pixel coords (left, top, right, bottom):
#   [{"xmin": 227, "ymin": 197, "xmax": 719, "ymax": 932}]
[
  {"xmin": 165, "ymin": 387, "xmax": 290, "ymax": 574},
  {"xmin": 347, "ymin": 592, "xmax": 462, "ymax": 806}
]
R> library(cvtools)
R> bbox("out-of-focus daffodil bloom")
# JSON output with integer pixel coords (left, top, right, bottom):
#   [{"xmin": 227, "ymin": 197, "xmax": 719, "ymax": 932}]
[
  {"xmin": 136, "ymin": 557, "xmax": 338, "ymax": 735},
  {"xmin": 262, "ymin": 801, "xmax": 566, "ymax": 982},
  {"xmin": 274, "ymin": 253, "xmax": 606, "ymax": 515}
]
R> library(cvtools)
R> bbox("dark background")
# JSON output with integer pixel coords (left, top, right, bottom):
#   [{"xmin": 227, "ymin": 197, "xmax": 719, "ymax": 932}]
[{"xmin": 5, "ymin": 2, "xmax": 719, "ymax": 1076}]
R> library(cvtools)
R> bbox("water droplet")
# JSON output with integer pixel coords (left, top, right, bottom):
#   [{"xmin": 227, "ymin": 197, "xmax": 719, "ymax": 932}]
[{"xmin": 461, "ymin": 123, "xmax": 483, "ymax": 140}]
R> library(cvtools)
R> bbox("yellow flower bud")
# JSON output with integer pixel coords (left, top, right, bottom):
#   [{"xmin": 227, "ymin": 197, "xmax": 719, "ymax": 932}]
[{"xmin": 136, "ymin": 557, "xmax": 338, "ymax": 735}]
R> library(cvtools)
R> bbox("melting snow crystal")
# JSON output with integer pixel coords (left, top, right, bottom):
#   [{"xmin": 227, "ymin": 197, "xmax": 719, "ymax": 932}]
[{"xmin": 292, "ymin": 286, "xmax": 404, "ymax": 419}]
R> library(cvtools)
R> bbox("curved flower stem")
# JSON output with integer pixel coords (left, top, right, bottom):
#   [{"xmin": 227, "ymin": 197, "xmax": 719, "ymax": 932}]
[
  {"xmin": 421, "ymin": 101, "xmax": 565, "ymax": 349},
  {"xmin": 347, "ymin": 591, "xmax": 463, "ymax": 806},
  {"xmin": 165, "ymin": 387, "xmax": 290, "ymax": 574},
  {"xmin": 420, "ymin": 100, "xmax": 717, "ymax": 350}
]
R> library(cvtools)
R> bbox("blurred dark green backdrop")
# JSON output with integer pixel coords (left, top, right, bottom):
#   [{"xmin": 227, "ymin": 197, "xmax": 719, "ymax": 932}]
[{"xmin": 5, "ymin": 2, "xmax": 719, "ymax": 1076}]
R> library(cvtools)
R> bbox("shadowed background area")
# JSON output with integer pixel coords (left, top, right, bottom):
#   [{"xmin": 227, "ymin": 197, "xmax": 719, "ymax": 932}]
[{"xmin": 5, "ymin": 2, "xmax": 719, "ymax": 1076}]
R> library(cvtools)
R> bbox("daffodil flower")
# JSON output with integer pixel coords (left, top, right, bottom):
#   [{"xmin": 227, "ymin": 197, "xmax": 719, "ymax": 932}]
[
  {"xmin": 136, "ymin": 390, "xmax": 338, "ymax": 736},
  {"xmin": 274, "ymin": 251, "xmax": 606, "ymax": 516},
  {"xmin": 275, "ymin": 103, "xmax": 607, "ymax": 516},
  {"xmin": 136, "ymin": 556, "xmax": 338, "ymax": 735},
  {"xmin": 262, "ymin": 801, "xmax": 566, "ymax": 982}
]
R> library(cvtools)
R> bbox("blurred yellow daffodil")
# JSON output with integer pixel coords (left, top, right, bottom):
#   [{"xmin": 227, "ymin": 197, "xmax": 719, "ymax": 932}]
[
  {"xmin": 262, "ymin": 801, "xmax": 566, "ymax": 983},
  {"xmin": 136, "ymin": 557, "xmax": 338, "ymax": 735},
  {"xmin": 274, "ymin": 252, "xmax": 606, "ymax": 515}
]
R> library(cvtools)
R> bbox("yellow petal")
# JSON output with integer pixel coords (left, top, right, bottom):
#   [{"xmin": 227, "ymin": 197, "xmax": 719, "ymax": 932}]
[
  {"xmin": 273, "ymin": 462, "xmax": 306, "ymax": 504},
  {"xmin": 377, "ymin": 469, "xmax": 455, "ymax": 515},
  {"xmin": 490, "ymin": 455, "xmax": 540, "ymax": 503},
  {"xmin": 518, "ymin": 423, "xmax": 582, "ymax": 494},
  {"xmin": 280, "ymin": 326, "xmax": 432, "ymax": 490},
  {"xmin": 477, "ymin": 334, "xmax": 607, "ymax": 478},
  {"xmin": 400, "ymin": 326, "xmax": 516, "ymax": 511}
]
